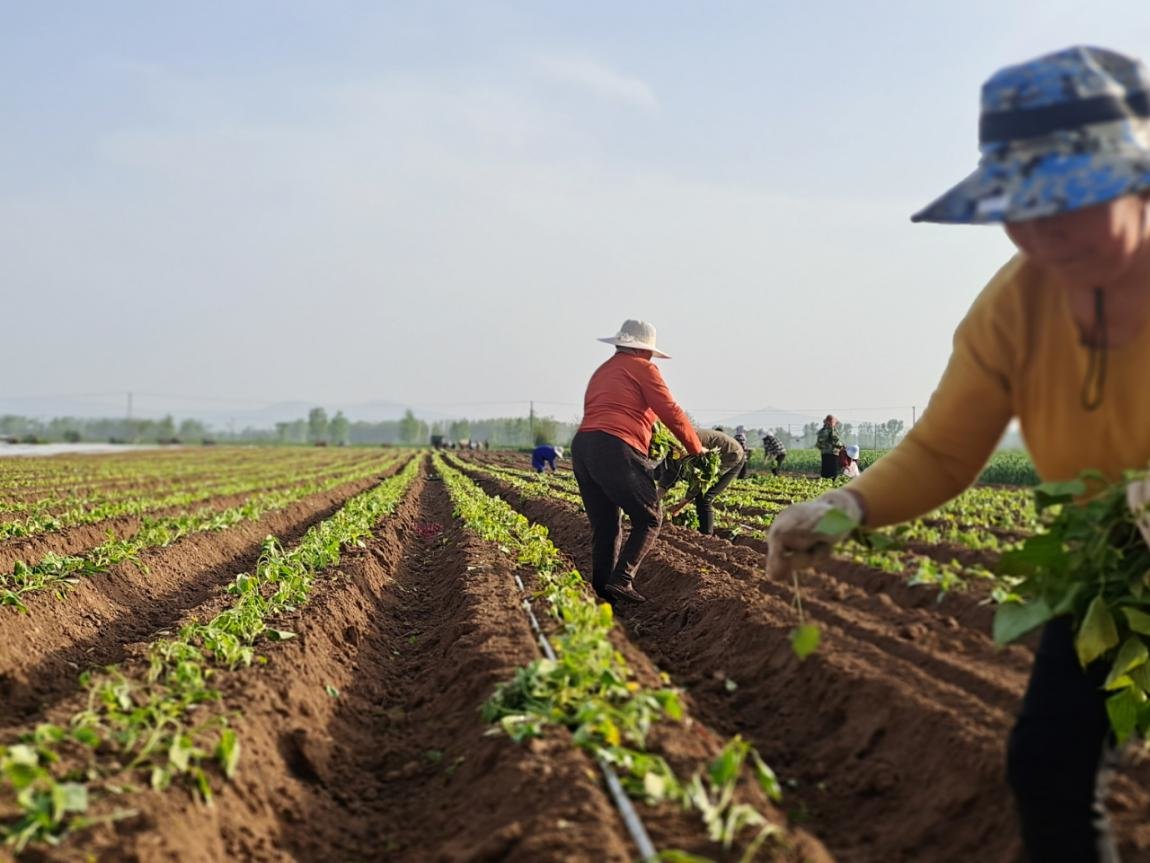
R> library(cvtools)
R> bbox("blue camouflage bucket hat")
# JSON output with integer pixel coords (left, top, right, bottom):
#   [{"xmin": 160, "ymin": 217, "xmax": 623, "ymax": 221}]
[{"xmin": 913, "ymin": 46, "xmax": 1150, "ymax": 224}]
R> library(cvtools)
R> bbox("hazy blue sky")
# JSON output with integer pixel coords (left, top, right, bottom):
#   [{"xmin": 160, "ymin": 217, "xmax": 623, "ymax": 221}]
[{"xmin": 5, "ymin": 2, "xmax": 1150, "ymax": 425}]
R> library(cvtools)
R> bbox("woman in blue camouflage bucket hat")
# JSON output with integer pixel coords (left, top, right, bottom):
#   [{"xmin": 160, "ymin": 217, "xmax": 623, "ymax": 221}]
[{"xmin": 767, "ymin": 46, "xmax": 1150, "ymax": 862}]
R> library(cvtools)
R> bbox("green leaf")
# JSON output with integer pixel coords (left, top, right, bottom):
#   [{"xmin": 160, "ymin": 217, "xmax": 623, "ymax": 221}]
[
  {"xmin": 708, "ymin": 739, "xmax": 745, "ymax": 787},
  {"xmin": 992, "ymin": 599, "xmax": 1053, "ymax": 645},
  {"xmin": 655, "ymin": 689, "xmax": 684, "ymax": 722},
  {"xmin": 750, "ymin": 748, "xmax": 783, "ymax": 803},
  {"xmin": 1034, "ymin": 479, "xmax": 1087, "ymax": 509},
  {"xmin": 790, "ymin": 624, "xmax": 821, "ymax": 660},
  {"xmin": 643, "ymin": 770, "xmax": 669, "ymax": 803},
  {"xmin": 1105, "ymin": 637, "xmax": 1150, "ymax": 690},
  {"xmin": 51, "ymin": 783, "xmax": 88, "ymax": 820},
  {"xmin": 814, "ymin": 508, "xmax": 856, "ymax": 536},
  {"xmin": 998, "ymin": 533, "xmax": 1067, "ymax": 577},
  {"xmin": 168, "ymin": 735, "xmax": 193, "ymax": 773},
  {"xmin": 1076, "ymin": 596, "xmax": 1120, "ymax": 667},
  {"xmin": 1123, "ymin": 607, "xmax": 1150, "ymax": 636},
  {"xmin": 655, "ymin": 851, "xmax": 714, "ymax": 863},
  {"xmin": 6, "ymin": 744, "xmax": 39, "ymax": 767},
  {"xmin": 151, "ymin": 766, "xmax": 171, "ymax": 791},
  {"xmin": 266, "ymin": 629, "xmax": 296, "ymax": 642},
  {"xmin": 216, "ymin": 729, "xmax": 240, "ymax": 779},
  {"xmin": 324, "ymin": 685, "xmax": 340, "ymax": 699},
  {"xmin": 192, "ymin": 766, "xmax": 213, "ymax": 802},
  {"xmin": 70, "ymin": 727, "xmax": 102, "ymax": 748},
  {"xmin": 1106, "ymin": 687, "xmax": 1143, "ymax": 745}
]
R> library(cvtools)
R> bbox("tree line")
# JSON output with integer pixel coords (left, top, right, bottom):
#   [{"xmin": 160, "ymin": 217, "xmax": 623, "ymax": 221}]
[
  {"xmin": 0, "ymin": 411, "xmax": 908, "ymax": 450},
  {"xmin": 0, "ymin": 409, "xmax": 580, "ymax": 448}
]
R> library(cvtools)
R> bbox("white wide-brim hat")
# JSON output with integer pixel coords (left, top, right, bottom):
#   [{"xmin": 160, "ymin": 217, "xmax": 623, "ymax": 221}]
[
  {"xmin": 597, "ymin": 319, "xmax": 670, "ymax": 359},
  {"xmin": 845, "ymin": 445, "xmax": 860, "ymax": 459},
  {"xmin": 554, "ymin": 446, "xmax": 564, "ymax": 458}
]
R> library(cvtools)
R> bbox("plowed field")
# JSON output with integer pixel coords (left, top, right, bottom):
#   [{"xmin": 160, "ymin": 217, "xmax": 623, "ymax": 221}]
[{"xmin": 2, "ymin": 447, "xmax": 1147, "ymax": 862}]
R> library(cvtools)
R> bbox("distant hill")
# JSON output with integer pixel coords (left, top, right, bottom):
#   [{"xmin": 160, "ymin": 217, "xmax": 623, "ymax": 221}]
[{"xmin": 696, "ymin": 406, "xmax": 822, "ymax": 432}]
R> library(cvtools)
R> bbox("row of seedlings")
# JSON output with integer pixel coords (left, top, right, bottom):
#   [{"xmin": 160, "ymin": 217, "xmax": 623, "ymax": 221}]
[
  {"xmin": 0, "ymin": 453, "xmax": 406, "ymax": 611},
  {"xmin": 435, "ymin": 454, "xmax": 791, "ymax": 863},
  {"xmin": 0, "ymin": 455, "xmax": 421, "ymax": 853}
]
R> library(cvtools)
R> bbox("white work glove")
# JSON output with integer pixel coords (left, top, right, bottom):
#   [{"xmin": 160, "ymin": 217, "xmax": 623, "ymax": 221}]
[
  {"xmin": 766, "ymin": 489, "xmax": 865, "ymax": 579},
  {"xmin": 1127, "ymin": 478, "xmax": 1150, "ymax": 548}
]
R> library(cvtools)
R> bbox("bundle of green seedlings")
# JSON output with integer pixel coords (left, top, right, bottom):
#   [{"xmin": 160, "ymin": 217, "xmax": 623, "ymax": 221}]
[
  {"xmin": 649, "ymin": 423, "xmax": 722, "ymax": 507},
  {"xmin": 435, "ymin": 455, "xmax": 786, "ymax": 862},
  {"xmin": 992, "ymin": 472, "xmax": 1150, "ymax": 743}
]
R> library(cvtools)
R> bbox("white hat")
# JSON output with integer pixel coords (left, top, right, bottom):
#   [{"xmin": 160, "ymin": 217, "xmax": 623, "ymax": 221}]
[
  {"xmin": 597, "ymin": 319, "xmax": 671, "ymax": 359},
  {"xmin": 845, "ymin": 444, "xmax": 860, "ymax": 459},
  {"xmin": 554, "ymin": 446, "xmax": 564, "ymax": 458}
]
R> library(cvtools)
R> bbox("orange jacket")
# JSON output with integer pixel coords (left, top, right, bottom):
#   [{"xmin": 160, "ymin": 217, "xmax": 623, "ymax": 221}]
[{"xmin": 578, "ymin": 352, "xmax": 704, "ymax": 456}]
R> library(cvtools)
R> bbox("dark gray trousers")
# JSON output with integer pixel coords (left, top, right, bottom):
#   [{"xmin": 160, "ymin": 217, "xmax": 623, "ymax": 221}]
[
  {"xmin": 571, "ymin": 430, "xmax": 662, "ymax": 597},
  {"xmin": 1007, "ymin": 618, "xmax": 1118, "ymax": 862},
  {"xmin": 695, "ymin": 456, "xmax": 745, "ymax": 534}
]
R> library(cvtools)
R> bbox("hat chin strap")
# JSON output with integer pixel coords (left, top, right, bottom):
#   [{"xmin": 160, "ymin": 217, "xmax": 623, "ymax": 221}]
[{"xmin": 1080, "ymin": 286, "xmax": 1107, "ymax": 411}]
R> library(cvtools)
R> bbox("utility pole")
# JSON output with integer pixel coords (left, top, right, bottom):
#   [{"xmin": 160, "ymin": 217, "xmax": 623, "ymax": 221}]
[
  {"xmin": 529, "ymin": 401, "xmax": 535, "ymax": 446},
  {"xmin": 912, "ymin": 405, "xmax": 917, "ymax": 426},
  {"xmin": 126, "ymin": 391, "xmax": 133, "ymax": 421}
]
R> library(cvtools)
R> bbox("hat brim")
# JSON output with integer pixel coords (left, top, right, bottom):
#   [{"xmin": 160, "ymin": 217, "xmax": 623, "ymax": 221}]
[
  {"xmin": 911, "ymin": 151, "xmax": 1150, "ymax": 225},
  {"xmin": 597, "ymin": 336, "xmax": 671, "ymax": 359}
]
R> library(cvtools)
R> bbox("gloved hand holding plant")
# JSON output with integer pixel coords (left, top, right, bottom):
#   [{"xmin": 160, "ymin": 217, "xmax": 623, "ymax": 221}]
[{"xmin": 766, "ymin": 489, "xmax": 866, "ymax": 581}]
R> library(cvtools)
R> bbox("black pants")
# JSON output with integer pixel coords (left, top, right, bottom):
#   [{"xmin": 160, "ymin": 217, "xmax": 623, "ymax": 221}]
[
  {"xmin": 570, "ymin": 431, "xmax": 662, "ymax": 598},
  {"xmin": 819, "ymin": 451, "xmax": 838, "ymax": 478},
  {"xmin": 1006, "ymin": 618, "xmax": 1118, "ymax": 862},
  {"xmin": 695, "ymin": 457, "xmax": 744, "ymax": 535}
]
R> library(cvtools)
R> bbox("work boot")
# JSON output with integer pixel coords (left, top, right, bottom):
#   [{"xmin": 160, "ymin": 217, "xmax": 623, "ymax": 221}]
[{"xmin": 604, "ymin": 581, "xmax": 646, "ymax": 603}]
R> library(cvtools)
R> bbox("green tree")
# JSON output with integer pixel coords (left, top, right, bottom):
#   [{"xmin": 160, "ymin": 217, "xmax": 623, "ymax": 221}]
[
  {"xmin": 534, "ymin": 417, "xmax": 559, "ymax": 446},
  {"xmin": 178, "ymin": 418, "xmax": 209, "ymax": 443},
  {"xmin": 398, "ymin": 409, "xmax": 426, "ymax": 445},
  {"xmin": 329, "ymin": 411, "xmax": 350, "ymax": 446},
  {"xmin": 449, "ymin": 419, "xmax": 471, "ymax": 442},
  {"xmin": 884, "ymin": 418, "xmax": 905, "ymax": 447},
  {"xmin": 308, "ymin": 407, "xmax": 329, "ymax": 444}
]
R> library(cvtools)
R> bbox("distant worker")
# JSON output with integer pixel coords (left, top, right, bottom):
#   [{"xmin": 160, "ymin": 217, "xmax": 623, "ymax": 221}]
[
  {"xmin": 733, "ymin": 425, "xmax": 751, "ymax": 478},
  {"xmin": 815, "ymin": 415, "xmax": 843, "ymax": 479},
  {"xmin": 841, "ymin": 444, "xmax": 861, "ymax": 479},
  {"xmin": 571, "ymin": 319, "xmax": 704, "ymax": 604},
  {"xmin": 761, "ymin": 432, "xmax": 787, "ymax": 476},
  {"xmin": 661, "ymin": 427, "xmax": 746, "ymax": 535},
  {"xmin": 531, "ymin": 444, "xmax": 563, "ymax": 472}
]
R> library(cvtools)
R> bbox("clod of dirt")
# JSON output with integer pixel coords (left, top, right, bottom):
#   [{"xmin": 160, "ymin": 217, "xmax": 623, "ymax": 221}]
[{"xmin": 281, "ymin": 728, "xmax": 331, "ymax": 786}]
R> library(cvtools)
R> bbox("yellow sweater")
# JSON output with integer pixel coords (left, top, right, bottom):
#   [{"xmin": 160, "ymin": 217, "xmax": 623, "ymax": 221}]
[{"xmin": 852, "ymin": 254, "xmax": 1150, "ymax": 527}]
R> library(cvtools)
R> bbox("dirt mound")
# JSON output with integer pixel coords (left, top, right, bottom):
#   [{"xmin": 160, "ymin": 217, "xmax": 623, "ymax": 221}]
[{"xmin": 459, "ymin": 464, "xmax": 1150, "ymax": 863}]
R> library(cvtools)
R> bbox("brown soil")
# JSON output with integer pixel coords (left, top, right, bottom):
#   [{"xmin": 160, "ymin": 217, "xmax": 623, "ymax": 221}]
[
  {"xmin": 18, "ymin": 463, "xmax": 833, "ymax": 863},
  {"xmin": 6, "ymin": 451, "xmax": 1148, "ymax": 862},
  {"xmin": 0, "ymin": 460, "xmax": 392, "ymax": 573},
  {"xmin": 0, "ymin": 469, "xmax": 401, "ymax": 728},
  {"xmin": 458, "ymin": 464, "xmax": 1150, "ymax": 863},
  {"xmin": 0, "ymin": 451, "xmax": 383, "ymax": 507},
  {"xmin": 0, "ymin": 455, "xmax": 384, "ymax": 523}
]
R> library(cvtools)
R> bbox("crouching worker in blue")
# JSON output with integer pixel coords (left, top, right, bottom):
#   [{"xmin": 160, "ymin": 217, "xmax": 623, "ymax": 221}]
[{"xmin": 531, "ymin": 443, "xmax": 564, "ymax": 472}]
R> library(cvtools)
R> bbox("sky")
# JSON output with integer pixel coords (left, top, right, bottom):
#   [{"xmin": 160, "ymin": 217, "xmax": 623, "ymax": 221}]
[{"xmin": 4, "ymin": 2, "xmax": 1150, "ymax": 427}]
